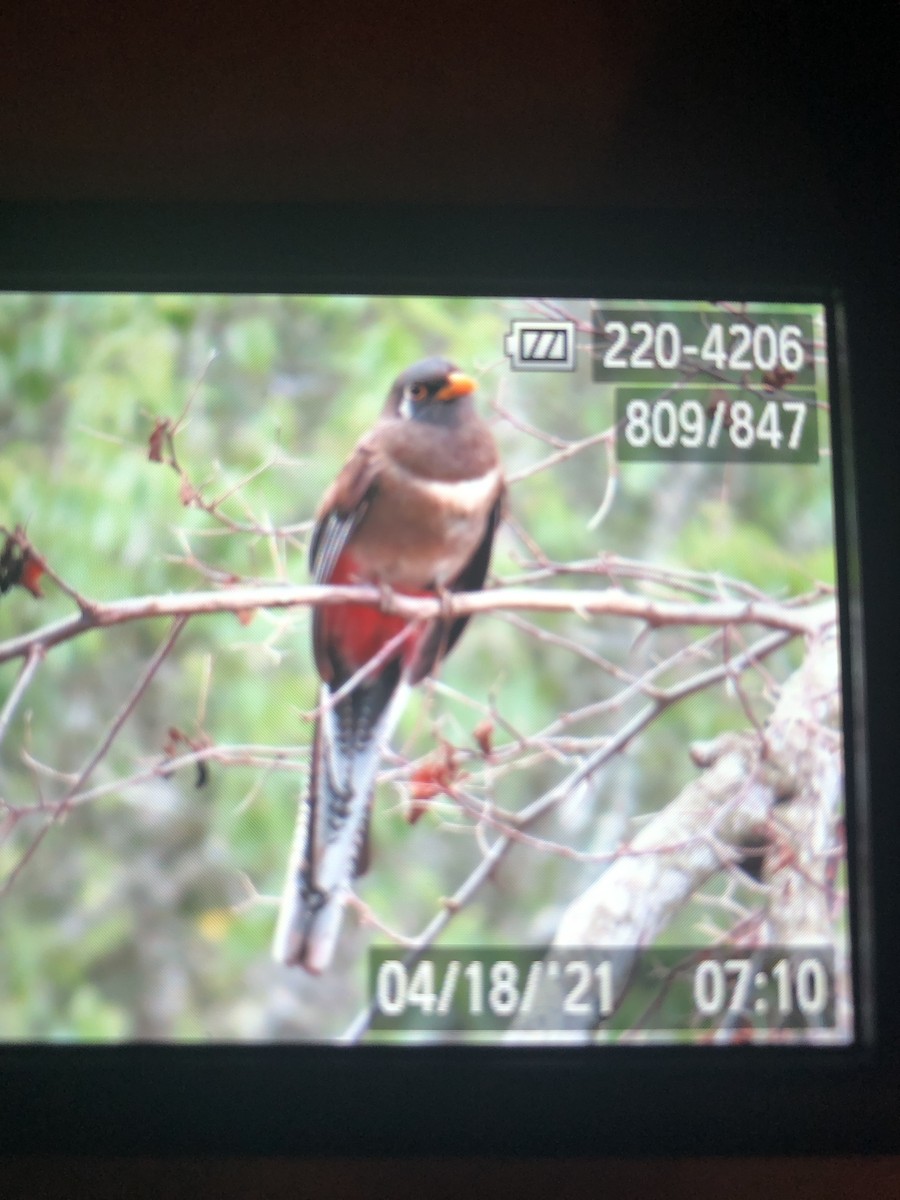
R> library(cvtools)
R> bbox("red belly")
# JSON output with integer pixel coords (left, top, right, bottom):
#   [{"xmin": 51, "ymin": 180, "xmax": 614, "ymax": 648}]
[{"xmin": 322, "ymin": 551, "xmax": 428, "ymax": 671}]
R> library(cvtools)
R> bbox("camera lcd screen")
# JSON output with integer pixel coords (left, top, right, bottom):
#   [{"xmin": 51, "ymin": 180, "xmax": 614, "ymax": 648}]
[{"xmin": 0, "ymin": 293, "xmax": 854, "ymax": 1046}]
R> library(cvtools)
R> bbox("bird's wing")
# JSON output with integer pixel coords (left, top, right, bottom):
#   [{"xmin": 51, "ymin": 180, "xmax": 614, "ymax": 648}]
[
  {"xmin": 309, "ymin": 436, "xmax": 381, "ymax": 581},
  {"xmin": 309, "ymin": 436, "xmax": 382, "ymax": 676}
]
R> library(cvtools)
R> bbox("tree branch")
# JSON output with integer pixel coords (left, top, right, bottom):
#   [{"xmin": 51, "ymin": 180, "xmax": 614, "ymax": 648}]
[
  {"xmin": 0, "ymin": 646, "xmax": 44, "ymax": 749},
  {"xmin": 506, "ymin": 624, "xmax": 843, "ymax": 1039},
  {"xmin": 0, "ymin": 581, "xmax": 835, "ymax": 666}
]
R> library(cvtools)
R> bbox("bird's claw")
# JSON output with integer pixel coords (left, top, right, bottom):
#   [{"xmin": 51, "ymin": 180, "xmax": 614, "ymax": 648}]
[
  {"xmin": 376, "ymin": 580, "xmax": 396, "ymax": 613},
  {"xmin": 436, "ymin": 584, "xmax": 455, "ymax": 623}
]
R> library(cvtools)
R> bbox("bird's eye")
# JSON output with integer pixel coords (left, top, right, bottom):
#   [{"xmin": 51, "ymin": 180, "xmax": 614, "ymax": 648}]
[{"xmin": 398, "ymin": 382, "xmax": 429, "ymax": 419}]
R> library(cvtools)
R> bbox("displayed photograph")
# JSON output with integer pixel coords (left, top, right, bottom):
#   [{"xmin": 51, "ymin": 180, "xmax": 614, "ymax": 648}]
[{"xmin": 0, "ymin": 294, "xmax": 848, "ymax": 1043}]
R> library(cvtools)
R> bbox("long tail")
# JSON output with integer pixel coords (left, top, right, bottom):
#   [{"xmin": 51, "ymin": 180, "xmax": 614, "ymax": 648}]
[{"xmin": 273, "ymin": 664, "xmax": 410, "ymax": 973}]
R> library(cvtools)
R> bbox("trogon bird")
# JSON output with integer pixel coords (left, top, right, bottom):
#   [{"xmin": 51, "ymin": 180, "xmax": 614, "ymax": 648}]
[{"xmin": 274, "ymin": 357, "xmax": 505, "ymax": 973}]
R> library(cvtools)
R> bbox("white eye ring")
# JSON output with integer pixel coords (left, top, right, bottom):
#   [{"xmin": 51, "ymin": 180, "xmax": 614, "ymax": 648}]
[{"xmin": 399, "ymin": 382, "xmax": 428, "ymax": 419}]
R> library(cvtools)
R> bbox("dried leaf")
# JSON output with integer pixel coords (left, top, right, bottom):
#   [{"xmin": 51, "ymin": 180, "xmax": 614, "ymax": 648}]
[
  {"xmin": 473, "ymin": 718, "xmax": 494, "ymax": 757},
  {"xmin": 19, "ymin": 554, "xmax": 45, "ymax": 598},
  {"xmin": 0, "ymin": 533, "xmax": 44, "ymax": 599},
  {"xmin": 148, "ymin": 417, "xmax": 170, "ymax": 462},
  {"xmin": 761, "ymin": 366, "xmax": 797, "ymax": 393}
]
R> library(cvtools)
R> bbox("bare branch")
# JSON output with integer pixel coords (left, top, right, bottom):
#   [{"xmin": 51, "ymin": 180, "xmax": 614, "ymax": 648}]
[
  {"xmin": 503, "ymin": 625, "xmax": 844, "ymax": 1040},
  {"xmin": 0, "ymin": 616, "xmax": 188, "ymax": 898},
  {"xmin": 0, "ymin": 580, "xmax": 836, "ymax": 667},
  {"xmin": 0, "ymin": 646, "xmax": 44, "ymax": 749},
  {"xmin": 763, "ymin": 627, "xmax": 845, "ymax": 942},
  {"xmin": 549, "ymin": 733, "xmax": 780, "ymax": 951}
]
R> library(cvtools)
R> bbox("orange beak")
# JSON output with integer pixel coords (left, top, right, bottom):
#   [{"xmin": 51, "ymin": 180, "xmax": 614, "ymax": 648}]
[{"xmin": 435, "ymin": 371, "xmax": 477, "ymax": 401}]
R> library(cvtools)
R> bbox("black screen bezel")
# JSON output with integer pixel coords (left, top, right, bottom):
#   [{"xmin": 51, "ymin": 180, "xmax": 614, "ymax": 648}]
[{"xmin": 0, "ymin": 202, "xmax": 895, "ymax": 1157}]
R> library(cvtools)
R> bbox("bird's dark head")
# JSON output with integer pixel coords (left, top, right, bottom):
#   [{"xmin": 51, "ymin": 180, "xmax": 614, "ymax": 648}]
[{"xmin": 386, "ymin": 357, "xmax": 478, "ymax": 425}]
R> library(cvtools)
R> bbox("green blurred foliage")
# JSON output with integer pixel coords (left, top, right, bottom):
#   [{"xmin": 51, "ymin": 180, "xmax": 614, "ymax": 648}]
[{"xmin": 0, "ymin": 295, "xmax": 837, "ymax": 1041}]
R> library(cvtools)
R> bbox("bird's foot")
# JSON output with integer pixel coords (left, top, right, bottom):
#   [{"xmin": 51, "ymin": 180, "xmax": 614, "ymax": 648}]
[
  {"xmin": 299, "ymin": 873, "xmax": 327, "ymax": 912},
  {"xmin": 376, "ymin": 580, "xmax": 396, "ymax": 613},
  {"xmin": 435, "ymin": 584, "xmax": 456, "ymax": 624}
]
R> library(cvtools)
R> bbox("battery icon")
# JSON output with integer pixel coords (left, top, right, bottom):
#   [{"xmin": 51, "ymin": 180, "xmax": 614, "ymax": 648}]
[{"xmin": 504, "ymin": 319, "xmax": 577, "ymax": 371}]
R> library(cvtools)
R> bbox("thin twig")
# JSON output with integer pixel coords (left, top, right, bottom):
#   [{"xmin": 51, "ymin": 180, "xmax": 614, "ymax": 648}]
[
  {"xmin": 0, "ymin": 616, "xmax": 188, "ymax": 899},
  {"xmin": 0, "ymin": 646, "xmax": 44, "ymax": 749}
]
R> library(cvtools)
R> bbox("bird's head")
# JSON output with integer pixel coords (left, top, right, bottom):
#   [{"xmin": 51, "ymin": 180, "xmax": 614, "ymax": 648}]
[{"xmin": 386, "ymin": 357, "xmax": 478, "ymax": 424}]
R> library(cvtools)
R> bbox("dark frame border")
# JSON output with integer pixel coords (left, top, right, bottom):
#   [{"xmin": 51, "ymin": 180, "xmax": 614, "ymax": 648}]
[{"xmin": 0, "ymin": 203, "xmax": 896, "ymax": 1157}]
